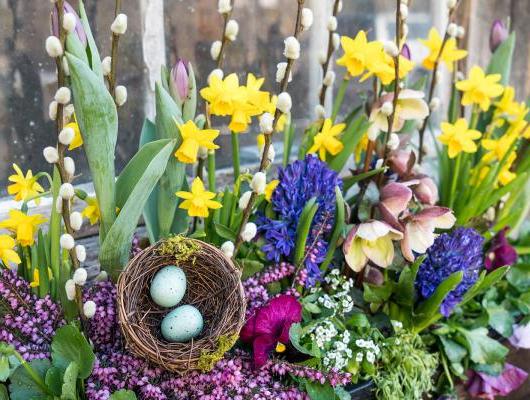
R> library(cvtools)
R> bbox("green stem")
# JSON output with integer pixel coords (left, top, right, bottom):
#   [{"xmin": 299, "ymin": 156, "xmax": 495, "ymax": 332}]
[
  {"xmin": 448, "ymin": 153, "xmax": 462, "ymax": 208},
  {"xmin": 22, "ymin": 246, "xmax": 32, "ymax": 283},
  {"xmin": 440, "ymin": 351, "xmax": 455, "ymax": 389},
  {"xmin": 470, "ymin": 105, "xmax": 480, "ymax": 129},
  {"xmin": 208, "ymin": 151, "xmax": 216, "ymax": 191},
  {"xmin": 13, "ymin": 351, "xmax": 51, "ymax": 395},
  {"xmin": 331, "ymin": 77, "xmax": 350, "ymax": 122},
  {"xmin": 231, "ymin": 132, "xmax": 240, "ymax": 182}
]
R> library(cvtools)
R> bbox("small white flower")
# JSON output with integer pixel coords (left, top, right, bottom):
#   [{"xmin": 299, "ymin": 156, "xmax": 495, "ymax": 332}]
[
  {"xmin": 76, "ymin": 245, "xmax": 87, "ymax": 263},
  {"xmin": 238, "ymin": 191, "xmax": 252, "ymax": 210},
  {"xmin": 323, "ymin": 70, "xmax": 336, "ymax": 87},
  {"xmin": 314, "ymin": 104, "xmax": 326, "ymax": 119},
  {"xmin": 64, "ymin": 103, "xmax": 75, "ymax": 119},
  {"xmin": 55, "ymin": 87, "xmax": 71, "ymax": 105},
  {"xmin": 220, "ymin": 241, "xmax": 235, "ymax": 258},
  {"xmin": 73, "ymin": 267, "xmax": 88, "ymax": 285},
  {"xmin": 43, "ymin": 147, "xmax": 59, "ymax": 164},
  {"xmin": 62, "ymin": 57, "xmax": 70, "ymax": 76},
  {"xmin": 241, "ymin": 222, "xmax": 257, "ymax": 242},
  {"xmin": 446, "ymin": 0, "xmax": 457, "ymax": 8},
  {"xmin": 63, "ymin": 12, "xmax": 77, "ymax": 33},
  {"xmin": 210, "ymin": 40, "xmax": 222, "ymax": 61},
  {"xmin": 64, "ymin": 156, "xmax": 75, "ymax": 177},
  {"xmin": 70, "ymin": 211, "xmax": 83, "ymax": 231},
  {"xmin": 381, "ymin": 101, "xmax": 394, "ymax": 116},
  {"xmin": 218, "ymin": 0, "xmax": 232, "ymax": 14},
  {"xmin": 387, "ymin": 133, "xmax": 400, "ymax": 150},
  {"xmin": 95, "ymin": 271, "xmax": 108, "ymax": 281},
  {"xmin": 60, "ymin": 233, "xmax": 75, "ymax": 250},
  {"xmin": 399, "ymin": 4, "xmax": 408, "ymax": 19},
  {"xmin": 115, "ymin": 85, "xmax": 127, "ymax": 106},
  {"xmin": 447, "ymin": 23, "xmax": 458, "ymax": 38},
  {"xmin": 49, "ymin": 100, "xmax": 58, "ymax": 120},
  {"xmin": 208, "ymin": 68, "xmax": 224, "ymax": 83},
  {"xmin": 83, "ymin": 300, "xmax": 97, "ymax": 318},
  {"xmin": 58, "ymin": 127, "xmax": 75, "ymax": 145},
  {"xmin": 251, "ymin": 172, "xmax": 266, "ymax": 195},
  {"xmin": 275, "ymin": 62, "xmax": 292, "ymax": 83},
  {"xmin": 366, "ymin": 351, "xmax": 375, "ymax": 363},
  {"xmin": 65, "ymin": 279, "xmax": 76, "ymax": 301},
  {"xmin": 259, "ymin": 112, "xmax": 274, "ymax": 134},
  {"xmin": 111, "ymin": 13, "xmax": 128, "ymax": 35},
  {"xmin": 277, "ymin": 92, "xmax": 292, "ymax": 114},
  {"xmin": 225, "ymin": 19, "xmax": 239, "ymax": 41},
  {"xmin": 327, "ymin": 16, "xmax": 338, "ymax": 32},
  {"xmin": 383, "ymin": 41, "xmax": 399, "ymax": 57},
  {"xmin": 429, "ymin": 97, "xmax": 441, "ymax": 111},
  {"xmin": 59, "ymin": 183, "xmax": 75, "ymax": 200},
  {"xmin": 456, "ymin": 26, "xmax": 466, "ymax": 39},
  {"xmin": 332, "ymin": 33, "xmax": 340, "ymax": 50},
  {"xmin": 301, "ymin": 8, "xmax": 314, "ymax": 31},
  {"xmin": 283, "ymin": 36, "xmax": 300, "ymax": 60},
  {"xmin": 102, "ymin": 56, "xmax": 112, "ymax": 76},
  {"xmin": 45, "ymin": 36, "xmax": 63, "ymax": 58},
  {"xmin": 55, "ymin": 197, "xmax": 63, "ymax": 214}
]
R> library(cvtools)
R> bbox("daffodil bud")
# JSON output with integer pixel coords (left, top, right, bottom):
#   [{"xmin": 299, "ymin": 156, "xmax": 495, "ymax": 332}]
[
  {"xmin": 63, "ymin": 12, "xmax": 76, "ymax": 32},
  {"xmin": 45, "ymin": 36, "xmax": 63, "ymax": 58},
  {"xmin": 221, "ymin": 241, "xmax": 235, "ymax": 258},
  {"xmin": 65, "ymin": 279, "xmax": 76, "ymax": 301},
  {"xmin": 70, "ymin": 211, "xmax": 83, "ymax": 231},
  {"xmin": 277, "ymin": 92, "xmax": 292, "ymax": 114},
  {"xmin": 301, "ymin": 8, "xmax": 314, "ymax": 31},
  {"xmin": 225, "ymin": 19, "xmax": 239, "ymax": 41},
  {"xmin": 327, "ymin": 16, "xmax": 338, "ymax": 31},
  {"xmin": 43, "ymin": 146, "xmax": 59, "ymax": 164},
  {"xmin": 102, "ymin": 56, "xmax": 112, "ymax": 76},
  {"xmin": 323, "ymin": 70, "xmax": 336, "ymax": 87},
  {"xmin": 59, "ymin": 127, "xmax": 75, "ymax": 145},
  {"xmin": 259, "ymin": 112, "xmax": 274, "ymax": 134},
  {"xmin": 218, "ymin": 0, "xmax": 232, "ymax": 14},
  {"xmin": 429, "ymin": 97, "xmax": 441, "ymax": 111},
  {"xmin": 332, "ymin": 33, "xmax": 340, "ymax": 50},
  {"xmin": 208, "ymin": 68, "xmax": 224, "ymax": 84},
  {"xmin": 383, "ymin": 41, "xmax": 399, "ymax": 57},
  {"xmin": 456, "ymin": 26, "xmax": 465, "ymax": 39},
  {"xmin": 447, "ymin": 23, "xmax": 458, "ymax": 38},
  {"xmin": 399, "ymin": 4, "xmax": 408, "ymax": 19},
  {"xmin": 251, "ymin": 172, "xmax": 267, "ymax": 195},
  {"xmin": 75, "ymin": 245, "xmax": 87, "ymax": 263},
  {"xmin": 238, "ymin": 191, "xmax": 252, "ymax": 210},
  {"xmin": 314, "ymin": 104, "xmax": 326, "ymax": 119},
  {"xmin": 115, "ymin": 85, "xmax": 127, "ymax": 106},
  {"xmin": 111, "ymin": 13, "xmax": 127, "ymax": 35},
  {"xmin": 60, "ymin": 233, "xmax": 75, "ymax": 250},
  {"xmin": 381, "ymin": 101, "xmax": 394, "ymax": 116},
  {"xmin": 62, "ymin": 57, "xmax": 70, "ymax": 76},
  {"xmin": 446, "ymin": 0, "xmax": 457, "ymax": 9},
  {"xmin": 283, "ymin": 36, "xmax": 300, "ymax": 60},
  {"xmin": 59, "ymin": 183, "xmax": 75, "ymax": 200},
  {"xmin": 49, "ymin": 101, "xmax": 58, "ymax": 120},
  {"xmin": 387, "ymin": 133, "xmax": 400, "ymax": 150},
  {"xmin": 210, "ymin": 40, "xmax": 222, "ymax": 61},
  {"xmin": 55, "ymin": 87, "xmax": 71, "ymax": 105},
  {"xmin": 64, "ymin": 156, "xmax": 75, "ymax": 177},
  {"xmin": 241, "ymin": 222, "xmax": 257, "ymax": 242},
  {"xmin": 276, "ymin": 62, "xmax": 292, "ymax": 83},
  {"xmin": 73, "ymin": 267, "xmax": 87, "ymax": 285},
  {"xmin": 83, "ymin": 300, "xmax": 96, "ymax": 318}
]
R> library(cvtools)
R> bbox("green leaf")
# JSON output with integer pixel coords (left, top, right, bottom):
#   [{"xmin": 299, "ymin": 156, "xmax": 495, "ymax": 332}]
[
  {"xmin": 0, "ymin": 384, "xmax": 8, "ymax": 400},
  {"xmin": 486, "ymin": 306, "xmax": 514, "ymax": 338},
  {"xmin": 487, "ymin": 32, "xmax": 516, "ymax": 85},
  {"xmin": 182, "ymin": 62, "xmax": 197, "ymax": 122},
  {"xmin": 110, "ymin": 390, "xmax": 137, "ymax": 400},
  {"xmin": 139, "ymin": 119, "xmax": 159, "ymax": 243},
  {"xmin": 66, "ymin": 52, "xmax": 117, "ymax": 241},
  {"xmin": 456, "ymin": 327, "xmax": 508, "ymax": 365},
  {"xmin": 214, "ymin": 223, "xmax": 237, "ymax": 242},
  {"xmin": 305, "ymin": 381, "xmax": 336, "ymax": 400},
  {"xmin": 363, "ymin": 281, "xmax": 394, "ymax": 303},
  {"xmin": 100, "ymin": 139, "xmax": 175, "ymax": 277},
  {"xmin": 394, "ymin": 256, "xmax": 424, "ymax": 308},
  {"xmin": 461, "ymin": 266, "xmax": 509, "ymax": 305},
  {"xmin": 77, "ymin": 0, "xmax": 103, "ymax": 80},
  {"xmin": 439, "ymin": 336, "xmax": 467, "ymax": 365},
  {"xmin": 240, "ymin": 259, "xmax": 265, "ymax": 279},
  {"xmin": 294, "ymin": 198, "xmax": 318, "ymax": 265},
  {"xmin": 0, "ymin": 357, "xmax": 9, "ymax": 382},
  {"xmin": 9, "ymin": 359, "xmax": 50, "ymax": 400},
  {"xmin": 65, "ymin": 32, "xmax": 88, "ymax": 65},
  {"xmin": 289, "ymin": 324, "xmax": 318, "ymax": 357},
  {"xmin": 328, "ymin": 115, "xmax": 370, "ymax": 172},
  {"xmin": 51, "ymin": 325, "xmax": 94, "ymax": 380},
  {"xmin": 320, "ymin": 187, "xmax": 345, "ymax": 271},
  {"xmin": 346, "ymin": 313, "xmax": 370, "ymax": 329},
  {"xmin": 44, "ymin": 367, "xmax": 62, "ymax": 396},
  {"xmin": 343, "ymin": 167, "xmax": 386, "ymax": 192},
  {"xmin": 507, "ymin": 264, "xmax": 530, "ymax": 292},
  {"xmin": 283, "ymin": 122, "xmax": 296, "ymax": 167},
  {"xmin": 60, "ymin": 362, "xmax": 78, "ymax": 400}
]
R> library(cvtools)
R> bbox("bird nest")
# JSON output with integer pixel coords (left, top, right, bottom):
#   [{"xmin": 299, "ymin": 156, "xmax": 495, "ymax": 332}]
[{"xmin": 117, "ymin": 236, "xmax": 246, "ymax": 374}]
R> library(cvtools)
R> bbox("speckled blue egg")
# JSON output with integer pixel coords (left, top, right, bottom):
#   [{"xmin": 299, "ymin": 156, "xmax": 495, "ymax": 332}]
[
  {"xmin": 150, "ymin": 266, "xmax": 187, "ymax": 308},
  {"xmin": 160, "ymin": 305, "xmax": 204, "ymax": 342}
]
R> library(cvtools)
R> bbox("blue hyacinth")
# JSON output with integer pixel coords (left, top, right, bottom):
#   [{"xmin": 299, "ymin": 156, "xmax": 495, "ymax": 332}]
[
  {"xmin": 416, "ymin": 227, "xmax": 484, "ymax": 317},
  {"xmin": 258, "ymin": 155, "xmax": 342, "ymax": 286}
]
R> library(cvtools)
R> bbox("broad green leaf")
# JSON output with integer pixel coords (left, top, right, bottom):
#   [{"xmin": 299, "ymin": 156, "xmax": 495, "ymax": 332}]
[
  {"xmin": 305, "ymin": 381, "xmax": 336, "ymax": 400},
  {"xmin": 460, "ymin": 266, "xmax": 509, "ymax": 305},
  {"xmin": 60, "ymin": 362, "xmax": 78, "ymax": 400},
  {"xmin": 139, "ymin": 119, "xmax": 159, "ymax": 243},
  {"xmin": 0, "ymin": 384, "xmax": 8, "ymax": 400},
  {"xmin": 110, "ymin": 390, "xmax": 137, "ymax": 400},
  {"xmin": 486, "ymin": 306, "xmax": 514, "ymax": 337},
  {"xmin": 66, "ymin": 52, "xmax": 117, "ymax": 241},
  {"xmin": 294, "ymin": 198, "xmax": 318, "ymax": 265},
  {"xmin": 456, "ymin": 327, "xmax": 508, "ymax": 365},
  {"xmin": 394, "ymin": 256, "xmax": 424, "ymax": 307},
  {"xmin": 328, "ymin": 114, "xmax": 370, "ymax": 172},
  {"xmin": 487, "ymin": 32, "xmax": 516, "ymax": 85},
  {"xmin": 214, "ymin": 223, "xmax": 237, "ymax": 242},
  {"xmin": 44, "ymin": 367, "xmax": 62, "ymax": 396},
  {"xmin": 8, "ymin": 359, "xmax": 50, "ymax": 400},
  {"xmin": 65, "ymin": 32, "xmax": 88, "ymax": 65},
  {"xmin": 439, "ymin": 336, "xmax": 467, "ymax": 365},
  {"xmin": 0, "ymin": 357, "xmax": 9, "ymax": 382},
  {"xmin": 343, "ymin": 168, "xmax": 386, "ymax": 192},
  {"xmin": 507, "ymin": 264, "xmax": 530, "ymax": 292},
  {"xmin": 51, "ymin": 325, "xmax": 95, "ymax": 380},
  {"xmin": 289, "ymin": 324, "xmax": 318, "ymax": 356},
  {"xmin": 77, "ymin": 0, "xmax": 103, "ymax": 80},
  {"xmin": 320, "ymin": 187, "xmax": 345, "ymax": 271},
  {"xmin": 169, "ymin": 178, "xmax": 190, "ymax": 236},
  {"xmin": 363, "ymin": 281, "xmax": 394, "ymax": 303},
  {"xmin": 240, "ymin": 259, "xmax": 265, "ymax": 279}
]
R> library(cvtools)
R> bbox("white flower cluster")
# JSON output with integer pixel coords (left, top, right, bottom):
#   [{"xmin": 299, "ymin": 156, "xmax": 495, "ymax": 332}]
[
  {"xmin": 323, "ymin": 330, "xmax": 352, "ymax": 370},
  {"xmin": 315, "ymin": 269, "xmax": 355, "ymax": 314},
  {"xmin": 308, "ymin": 318, "xmax": 338, "ymax": 348},
  {"xmin": 354, "ymin": 338, "xmax": 381, "ymax": 365}
]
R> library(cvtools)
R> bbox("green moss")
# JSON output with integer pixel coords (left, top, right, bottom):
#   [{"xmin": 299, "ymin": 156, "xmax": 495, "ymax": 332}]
[
  {"xmin": 197, "ymin": 334, "xmax": 239, "ymax": 372},
  {"xmin": 157, "ymin": 235, "xmax": 200, "ymax": 264}
]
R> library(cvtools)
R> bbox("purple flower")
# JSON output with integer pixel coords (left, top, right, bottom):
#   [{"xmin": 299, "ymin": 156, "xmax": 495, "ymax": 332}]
[
  {"xmin": 485, "ymin": 228, "xmax": 517, "ymax": 271},
  {"xmin": 509, "ymin": 323, "xmax": 530, "ymax": 349},
  {"xmin": 171, "ymin": 60, "xmax": 189, "ymax": 100},
  {"xmin": 401, "ymin": 43, "xmax": 412, "ymax": 60},
  {"xmin": 490, "ymin": 19, "xmax": 509, "ymax": 53},
  {"xmin": 51, "ymin": 2, "xmax": 87, "ymax": 46},
  {"xmin": 466, "ymin": 363, "xmax": 527, "ymax": 399}
]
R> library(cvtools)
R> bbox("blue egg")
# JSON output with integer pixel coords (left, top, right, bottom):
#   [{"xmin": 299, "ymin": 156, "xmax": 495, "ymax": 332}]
[
  {"xmin": 150, "ymin": 266, "xmax": 187, "ymax": 308},
  {"xmin": 160, "ymin": 305, "xmax": 204, "ymax": 342}
]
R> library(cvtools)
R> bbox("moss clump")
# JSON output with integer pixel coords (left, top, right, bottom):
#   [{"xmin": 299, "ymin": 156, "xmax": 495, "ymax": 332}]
[
  {"xmin": 157, "ymin": 235, "xmax": 200, "ymax": 264},
  {"xmin": 197, "ymin": 334, "xmax": 239, "ymax": 372}
]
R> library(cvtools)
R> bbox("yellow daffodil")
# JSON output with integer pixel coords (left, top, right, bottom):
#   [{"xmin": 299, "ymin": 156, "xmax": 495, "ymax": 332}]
[
  {"xmin": 438, "ymin": 118, "xmax": 482, "ymax": 158},
  {"xmin": 420, "ymin": 28, "xmax": 467, "ymax": 71},
  {"xmin": 200, "ymin": 73, "xmax": 246, "ymax": 116},
  {"xmin": 265, "ymin": 180, "xmax": 279, "ymax": 201},
  {"xmin": 481, "ymin": 134, "xmax": 517, "ymax": 163},
  {"xmin": 0, "ymin": 210, "xmax": 46, "ymax": 247},
  {"xmin": 82, "ymin": 197, "xmax": 101, "ymax": 225},
  {"xmin": 355, "ymin": 132, "xmax": 369, "ymax": 163},
  {"xmin": 229, "ymin": 106, "xmax": 254, "ymax": 133},
  {"xmin": 507, "ymin": 118, "xmax": 530, "ymax": 139},
  {"xmin": 29, "ymin": 268, "xmax": 53, "ymax": 288},
  {"xmin": 245, "ymin": 73, "xmax": 270, "ymax": 114},
  {"xmin": 66, "ymin": 120, "xmax": 83, "ymax": 150},
  {"xmin": 175, "ymin": 120, "xmax": 220, "ymax": 163},
  {"xmin": 364, "ymin": 53, "xmax": 414, "ymax": 85},
  {"xmin": 308, "ymin": 119, "xmax": 345, "ymax": 161},
  {"xmin": 493, "ymin": 86, "xmax": 529, "ymax": 123},
  {"xmin": 337, "ymin": 31, "xmax": 383, "ymax": 78},
  {"xmin": 176, "ymin": 177, "xmax": 222, "ymax": 218},
  {"xmin": 0, "ymin": 235, "xmax": 21, "ymax": 266},
  {"xmin": 498, "ymin": 152, "xmax": 517, "ymax": 185},
  {"xmin": 7, "ymin": 164, "xmax": 44, "ymax": 204},
  {"xmin": 456, "ymin": 66, "xmax": 504, "ymax": 111}
]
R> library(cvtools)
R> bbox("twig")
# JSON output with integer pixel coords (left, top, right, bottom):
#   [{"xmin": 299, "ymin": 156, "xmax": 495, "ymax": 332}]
[
  {"xmin": 108, "ymin": 0, "xmax": 122, "ymax": 101},
  {"xmin": 318, "ymin": 0, "xmax": 341, "ymax": 106}
]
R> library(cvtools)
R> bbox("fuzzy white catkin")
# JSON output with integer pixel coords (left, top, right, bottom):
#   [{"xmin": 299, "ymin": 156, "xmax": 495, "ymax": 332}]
[
  {"xmin": 430, "ymin": 97, "xmax": 441, "ymax": 111},
  {"xmin": 301, "ymin": 8, "xmax": 314, "ymax": 31},
  {"xmin": 323, "ymin": 71, "xmax": 336, "ymax": 87},
  {"xmin": 337, "ymin": 0, "xmax": 343, "ymax": 12},
  {"xmin": 111, "ymin": 13, "xmax": 127, "ymax": 35},
  {"xmin": 55, "ymin": 87, "xmax": 71, "ymax": 105},
  {"xmin": 399, "ymin": 4, "xmax": 408, "ymax": 19},
  {"xmin": 55, "ymin": 197, "xmax": 63, "ymax": 214},
  {"xmin": 102, "ymin": 56, "xmax": 112, "ymax": 76},
  {"xmin": 208, "ymin": 68, "xmax": 224, "ymax": 83},
  {"xmin": 64, "ymin": 103, "xmax": 75, "ymax": 119},
  {"xmin": 60, "ymin": 233, "xmax": 75, "ymax": 250},
  {"xmin": 59, "ymin": 183, "xmax": 75, "ymax": 200},
  {"xmin": 266, "ymin": 144, "xmax": 276, "ymax": 164},
  {"xmin": 83, "ymin": 301, "xmax": 97, "ymax": 318},
  {"xmin": 220, "ymin": 241, "xmax": 235, "ymax": 258},
  {"xmin": 65, "ymin": 279, "xmax": 76, "ymax": 301},
  {"xmin": 198, "ymin": 146, "xmax": 208, "ymax": 160},
  {"xmin": 241, "ymin": 222, "xmax": 257, "ymax": 242},
  {"xmin": 283, "ymin": 36, "xmax": 300, "ymax": 60},
  {"xmin": 45, "ymin": 36, "xmax": 63, "ymax": 58},
  {"xmin": 64, "ymin": 157, "xmax": 75, "ymax": 177},
  {"xmin": 210, "ymin": 41, "xmax": 222, "ymax": 61},
  {"xmin": 70, "ymin": 211, "xmax": 83, "ymax": 231},
  {"xmin": 62, "ymin": 57, "xmax": 70, "ymax": 76},
  {"xmin": 276, "ymin": 62, "xmax": 292, "ymax": 83},
  {"xmin": 383, "ymin": 41, "xmax": 399, "ymax": 57},
  {"xmin": 251, "ymin": 172, "xmax": 267, "ymax": 195},
  {"xmin": 73, "ymin": 268, "xmax": 88, "ymax": 285},
  {"xmin": 59, "ymin": 127, "xmax": 75, "ymax": 145},
  {"xmin": 387, "ymin": 133, "xmax": 400, "ymax": 150},
  {"xmin": 381, "ymin": 101, "xmax": 394, "ymax": 116},
  {"xmin": 115, "ymin": 85, "xmax": 127, "ymax": 106},
  {"xmin": 318, "ymin": 52, "xmax": 327, "ymax": 65},
  {"xmin": 43, "ymin": 147, "xmax": 59, "ymax": 164},
  {"xmin": 447, "ymin": 23, "xmax": 458, "ymax": 38},
  {"xmin": 332, "ymin": 33, "xmax": 341, "ymax": 50},
  {"xmin": 327, "ymin": 16, "xmax": 338, "ymax": 32},
  {"xmin": 238, "ymin": 191, "xmax": 252, "ymax": 210},
  {"xmin": 314, "ymin": 104, "xmax": 326, "ymax": 119},
  {"xmin": 63, "ymin": 12, "xmax": 76, "ymax": 33},
  {"xmin": 447, "ymin": 0, "xmax": 457, "ymax": 8},
  {"xmin": 49, "ymin": 101, "xmax": 58, "ymax": 121},
  {"xmin": 456, "ymin": 26, "xmax": 465, "ymax": 39},
  {"xmin": 402, "ymin": 23, "xmax": 409, "ymax": 38},
  {"xmin": 375, "ymin": 159, "xmax": 384, "ymax": 169},
  {"xmin": 277, "ymin": 92, "xmax": 292, "ymax": 114},
  {"xmin": 259, "ymin": 112, "xmax": 274, "ymax": 134},
  {"xmin": 218, "ymin": 0, "xmax": 232, "ymax": 14},
  {"xmin": 75, "ymin": 245, "xmax": 87, "ymax": 263},
  {"xmin": 225, "ymin": 20, "xmax": 239, "ymax": 41}
]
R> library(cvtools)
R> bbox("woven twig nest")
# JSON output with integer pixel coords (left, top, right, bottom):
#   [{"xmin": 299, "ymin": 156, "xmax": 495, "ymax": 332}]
[{"xmin": 117, "ymin": 237, "xmax": 246, "ymax": 374}]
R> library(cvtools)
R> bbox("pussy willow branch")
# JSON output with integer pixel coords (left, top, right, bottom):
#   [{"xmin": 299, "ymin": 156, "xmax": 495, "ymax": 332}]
[
  {"xmin": 232, "ymin": 0, "xmax": 306, "ymax": 258},
  {"xmin": 418, "ymin": 0, "xmax": 462, "ymax": 164},
  {"xmin": 108, "ymin": 0, "xmax": 122, "ymax": 101},
  {"xmin": 318, "ymin": 0, "xmax": 341, "ymax": 106}
]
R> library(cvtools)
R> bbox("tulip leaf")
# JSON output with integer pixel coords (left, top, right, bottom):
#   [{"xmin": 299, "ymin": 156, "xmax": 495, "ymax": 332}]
[
  {"xmin": 66, "ymin": 32, "xmax": 88, "ymax": 65},
  {"xmin": 328, "ymin": 114, "xmax": 370, "ymax": 172},
  {"xmin": 100, "ymin": 139, "xmax": 175, "ymax": 277},
  {"xmin": 320, "ymin": 187, "xmax": 345, "ymax": 271},
  {"xmin": 487, "ymin": 32, "xmax": 515, "ymax": 85},
  {"xmin": 294, "ymin": 197, "xmax": 318, "ymax": 266},
  {"xmin": 66, "ymin": 52, "xmax": 117, "ymax": 241},
  {"xmin": 77, "ymin": 0, "xmax": 103, "ymax": 81},
  {"xmin": 182, "ymin": 62, "xmax": 197, "ymax": 121}
]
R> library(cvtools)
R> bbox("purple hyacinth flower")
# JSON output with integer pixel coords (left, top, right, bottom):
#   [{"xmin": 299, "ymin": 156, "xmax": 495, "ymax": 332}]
[
  {"xmin": 485, "ymin": 227, "xmax": 517, "ymax": 271},
  {"xmin": 466, "ymin": 363, "xmax": 528, "ymax": 399},
  {"xmin": 490, "ymin": 19, "xmax": 509, "ymax": 52},
  {"xmin": 171, "ymin": 59, "xmax": 189, "ymax": 100},
  {"xmin": 51, "ymin": 1, "xmax": 87, "ymax": 46}
]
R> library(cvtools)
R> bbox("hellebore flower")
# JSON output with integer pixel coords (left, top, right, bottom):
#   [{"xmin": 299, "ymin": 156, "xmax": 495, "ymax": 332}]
[
  {"xmin": 509, "ymin": 323, "xmax": 530, "ymax": 349},
  {"xmin": 171, "ymin": 59, "xmax": 190, "ymax": 101},
  {"xmin": 240, "ymin": 295, "xmax": 302, "ymax": 368},
  {"xmin": 51, "ymin": 1, "xmax": 87, "ymax": 46},
  {"xmin": 379, "ymin": 181, "xmax": 414, "ymax": 218},
  {"xmin": 388, "ymin": 149, "xmax": 415, "ymax": 177},
  {"xmin": 490, "ymin": 19, "xmax": 509, "ymax": 53},
  {"xmin": 466, "ymin": 363, "xmax": 528, "ymax": 400},
  {"xmin": 413, "ymin": 176, "xmax": 439, "ymax": 205},
  {"xmin": 485, "ymin": 228, "xmax": 517, "ymax": 270},
  {"xmin": 343, "ymin": 220, "xmax": 403, "ymax": 272}
]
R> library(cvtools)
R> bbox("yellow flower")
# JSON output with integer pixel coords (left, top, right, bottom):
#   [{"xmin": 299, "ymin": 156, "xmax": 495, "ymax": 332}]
[
  {"xmin": 29, "ymin": 268, "xmax": 53, "ymax": 288},
  {"xmin": 244, "ymin": 73, "xmax": 270, "ymax": 115},
  {"xmin": 82, "ymin": 197, "xmax": 101, "ymax": 225},
  {"xmin": 493, "ymin": 87, "xmax": 529, "ymax": 123},
  {"xmin": 229, "ymin": 106, "xmax": 253, "ymax": 133},
  {"xmin": 66, "ymin": 120, "xmax": 83, "ymax": 150},
  {"xmin": 481, "ymin": 134, "xmax": 517, "ymax": 163},
  {"xmin": 7, "ymin": 164, "xmax": 44, "ymax": 204},
  {"xmin": 438, "ymin": 118, "xmax": 482, "ymax": 158},
  {"xmin": 175, "ymin": 120, "xmax": 220, "ymax": 163},
  {"xmin": 355, "ymin": 132, "xmax": 369, "ymax": 163},
  {"xmin": 308, "ymin": 119, "xmax": 345, "ymax": 161},
  {"xmin": 477, "ymin": 151, "xmax": 517, "ymax": 187},
  {"xmin": 364, "ymin": 53, "xmax": 415, "ymax": 85},
  {"xmin": 0, "ymin": 210, "xmax": 47, "ymax": 247},
  {"xmin": 257, "ymin": 134, "xmax": 265, "ymax": 148},
  {"xmin": 420, "ymin": 28, "xmax": 467, "ymax": 71},
  {"xmin": 200, "ymin": 73, "xmax": 246, "ymax": 116},
  {"xmin": 337, "ymin": 31, "xmax": 383, "ymax": 78},
  {"xmin": 265, "ymin": 180, "xmax": 279, "ymax": 201},
  {"xmin": 176, "ymin": 177, "xmax": 222, "ymax": 218},
  {"xmin": 456, "ymin": 66, "xmax": 504, "ymax": 111},
  {"xmin": 0, "ymin": 235, "xmax": 21, "ymax": 266}
]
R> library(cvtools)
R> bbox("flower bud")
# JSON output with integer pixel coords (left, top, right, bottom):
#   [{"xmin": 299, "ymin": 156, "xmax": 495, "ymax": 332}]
[
  {"xmin": 251, "ymin": 172, "xmax": 267, "ymax": 195},
  {"xmin": 276, "ymin": 62, "xmax": 292, "ymax": 83},
  {"xmin": 198, "ymin": 146, "xmax": 208, "ymax": 160},
  {"xmin": 225, "ymin": 19, "xmax": 239, "ymax": 41},
  {"xmin": 283, "ymin": 36, "xmax": 300, "ymax": 60},
  {"xmin": 259, "ymin": 112, "xmax": 274, "ymax": 134},
  {"xmin": 490, "ymin": 20, "xmax": 509, "ymax": 52},
  {"xmin": 241, "ymin": 222, "xmax": 257, "ymax": 242},
  {"xmin": 323, "ymin": 70, "xmax": 336, "ymax": 87},
  {"xmin": 51, "ymin": 2, "xmax": 87, "ymax": 45},
  {"xmin": 75, "ymin": 245, "xmax": 86, "ymax": 263},
  {"xmin": 365, "ymin": 266, "xmax": 384, "ymax": 286},
  {"xmin": 63, "ymin": 12, "xmax": 76, "ymax": 32},
  {"xmin": 383, "ymin": 41, "xmax": 399, "ymax": 57},
  {"xmin": 327, "ymin": 16, "xmax": 338, "ymax": 32},
  {"xmin": 218, "ymin": 0, "xmax": 232, "ymax": 14},
  {"xmin": 70, "ymin": 211, "xmax": 83, "ymax": 231},
  {"xmin": 55, "ymin": 197, "xmax": 63, "ymax": 214},
  {"xmin": 381, "ymin": 101, "xmax": 394, "ymax": 116},
  {"xmin": 59, "ymin": 183, "xmax": 75, "ymax": 199},
  {"xmin": 59, "ymin": 127, "xmax": 75, "ymax": 145},
  {"xmin": 65, "ymin": 279, "xmax": 76, "ymax": 301},
  {"xmin": 60, "ymin": 233, "xmax": 75, "ymax": 250},
  {"xmin": 111, "ymin": 13, "xmax": 128, "ymax": 35},
  {"xmin": 429, "ymin": 97, "xmax": 441, "ymax": 111},
  {"xmin": 115, "ymin": 85, "xmax": 127, "ymax": 106},
  {"xmin": 238, "ymin": 191, "xmax": 252, "ymax": 210},
  {"xmin": 64, "ymin": 157, "xmax": 75, "ymax": 177},
  {"xmin": 210, "ymin": 40, "xmax": 222, "ymax": 61},
  {"xmin": 277, "ymin": 92, "xmax": 292, "ymax": 114},
  {"xmin": 102, "ymin": 56, "xmax": 112, "ymax": 76},
  {"xmin": 387, "ymin": 133, "xmax": 400, "ymax": 150},
  {"xmin": 49, "ymin": 101, "xmax": 58, "ymax": 120},
  {"xmin": 314, "ymin": 104, "xmax": 326, "ymax": 119},
  {"xmin": 171, "ymin": 59, "xmax": 189, "ymax": 100},
  {"xmin": 301, "ymin": 8, "xmax": 314, "ymax": 31},
  {"xmin": 45, "ymin": 36, "xmax": 63, "ymax": 58},
  {"xmin": 83, "ymin": 300, "xmax": 96, "ymax": 318},
  {"xmin": 447, "ymin": 23, "xmax": 458, "ymax": 38},
  {"xmin": 221, "ymin": 241, "xmax": 235, "ymax": 258},
  {"xmin": 43, "ymin": 146, "xmax": 59, "ymax": 164},
  {"xmin": 208, "ymin": 68, "xmax": 224, "ymax": 84},
  {"xmin": 401, "ymin": 43, "xmax": 411, "ymax": 60},
  {"xmin": 414, "ymin": 176, "xmax": 439, "ymax": 205},
  {"xmin": 55, "ymin": 87, "xmax": 71, "ymax": 105},
  {"xmin": 337, "ymin": 1, "xmax": 343, "ymax": 12}
]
